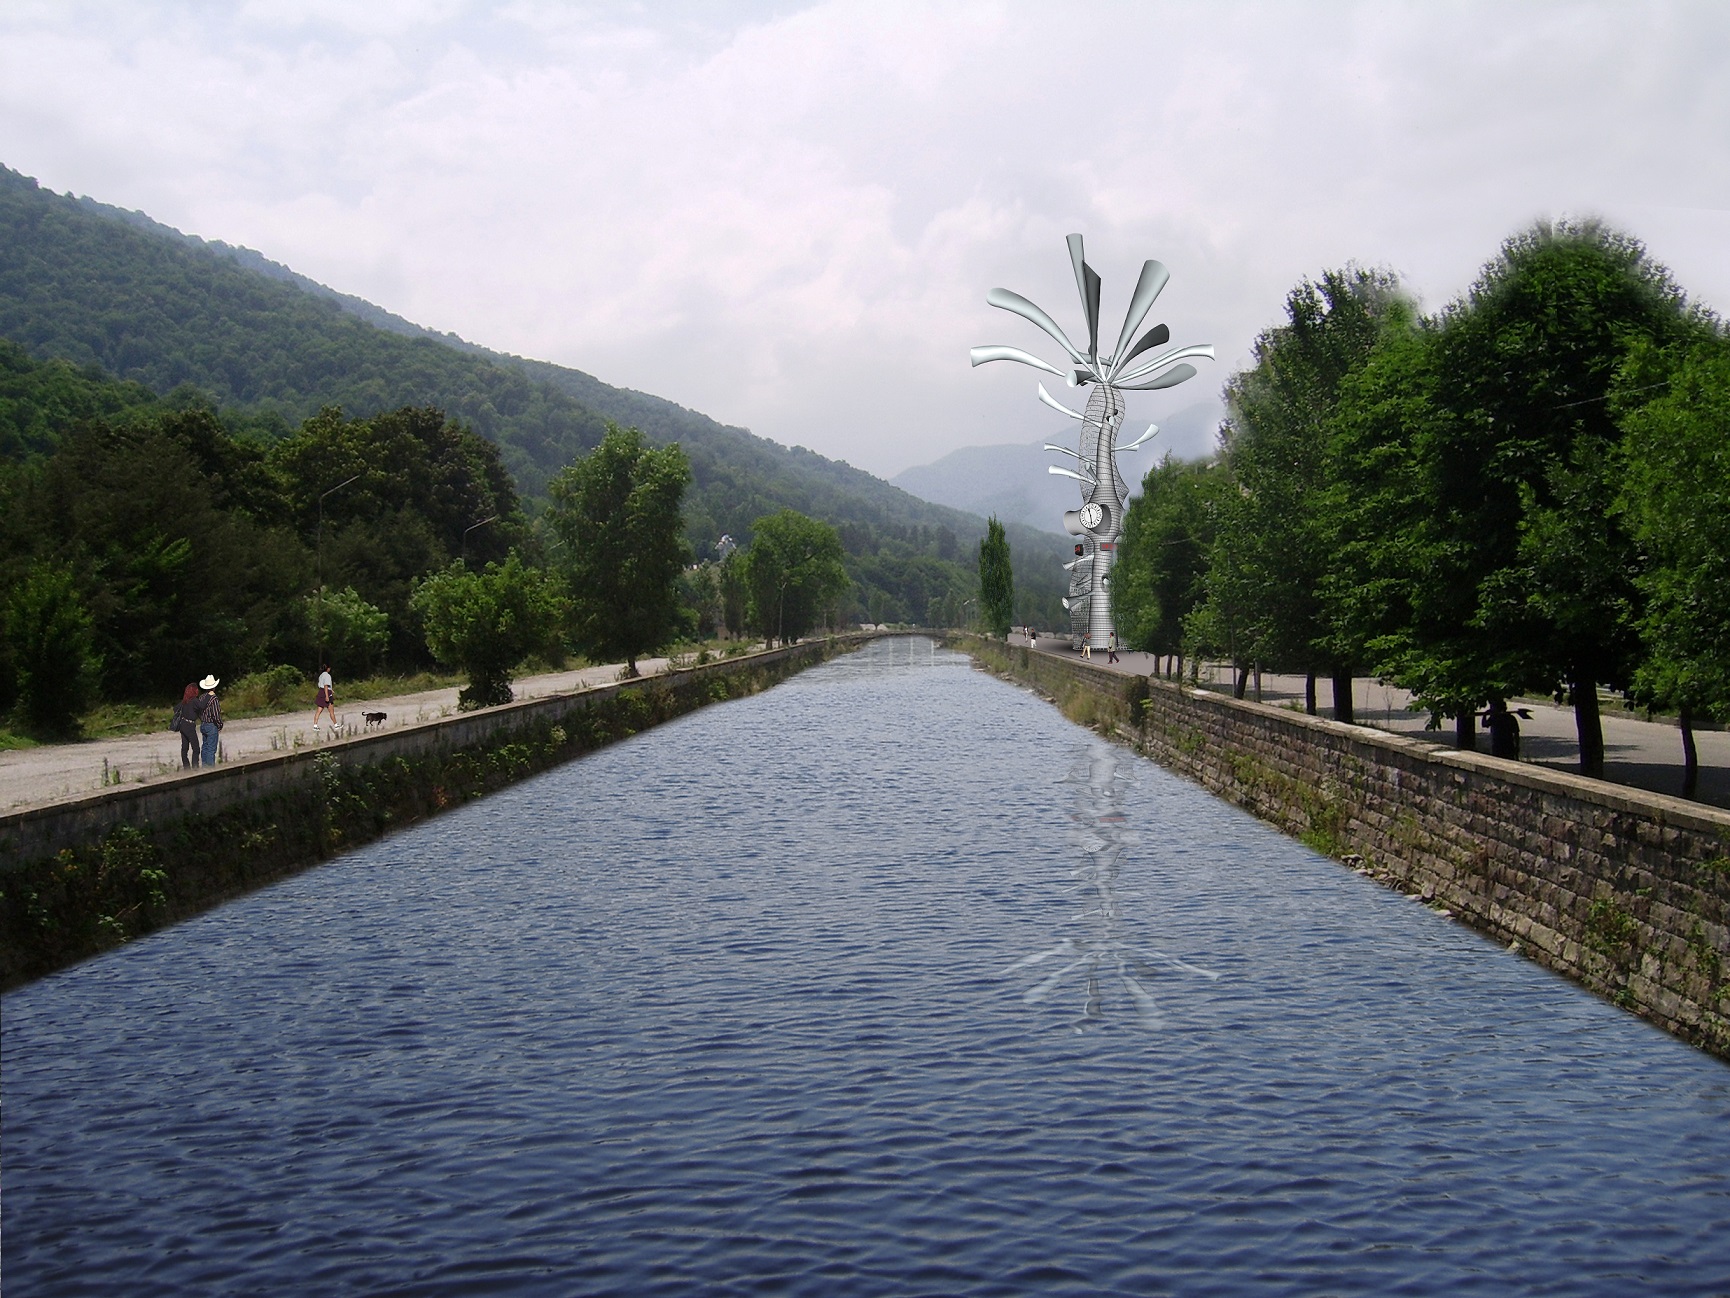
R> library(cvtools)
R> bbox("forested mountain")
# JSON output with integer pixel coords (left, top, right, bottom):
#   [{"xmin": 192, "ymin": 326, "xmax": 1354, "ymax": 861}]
[{"xmin": 0, "ymin": 165, "xmax": 1068, "ymax": 624}]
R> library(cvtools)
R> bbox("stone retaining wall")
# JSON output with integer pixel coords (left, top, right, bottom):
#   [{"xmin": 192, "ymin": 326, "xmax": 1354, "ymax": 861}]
[
  {"xmin": 0, "ymin": 639, "xmax": 846, "ymax": 869},
  {"xmin": 0, "ymin": 638, "xmax": 861, "ymax": 988},
  {"xmin": 956, "ymin": 635, "xmax": 1730, "ymax": 1061}
]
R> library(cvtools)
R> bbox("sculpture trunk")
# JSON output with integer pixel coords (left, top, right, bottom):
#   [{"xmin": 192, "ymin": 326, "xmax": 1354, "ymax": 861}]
[{"xmin": 1072, "ymin": 384, "xmax": 1127, "ymax": 650}]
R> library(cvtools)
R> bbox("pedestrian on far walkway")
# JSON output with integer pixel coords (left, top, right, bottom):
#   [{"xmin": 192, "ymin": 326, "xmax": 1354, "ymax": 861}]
[
  {"xmin": 313, "ymin": 663, "xmax": 337, "ymax": 734},
  {"xmin": 1480, "ymin": 698, "xmax": 1526, "ymax": 760},
  {"xmin": 1082, "ymin": 630, "xmax": 1092, "ymax": 660},
  {"xmin": 195, "ymin": 674, "xmax": 224, "ymax": 767},
  {"xmin": 1107, "ymin": 630, "xmax": 1119, "ymax": 664}
]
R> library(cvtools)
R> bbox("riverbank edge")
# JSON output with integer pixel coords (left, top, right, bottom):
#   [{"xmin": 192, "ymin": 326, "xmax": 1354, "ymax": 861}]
[
  {"xmin": 0, "ymin": 636, "xmax": 862, "ymax": 991},
  {"xmin": 951, "ymin": 633, "xmax": 1730, "ymax": 1062}
]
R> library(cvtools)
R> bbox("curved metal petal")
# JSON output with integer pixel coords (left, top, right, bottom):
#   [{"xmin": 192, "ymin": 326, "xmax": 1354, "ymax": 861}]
[
  {"xmin": 1117, "ymin": 423, "xmax": 1160, "ymax": 452},
  {"xmin": 1037, "ymin": 382, "xmax": 1085, "ymax": 420},
  {"xmin": 986, "ymin": 288, "xmax": 1088, "ymax": 367},
  {"xmin": 969, "ymin": 345, "xmax": 1067, "ymax": 378},
  {"xmin": 1108, "ymin": 261, "xmax": 1170, "ymax": 376},
  {"xmin": 1080, "ymin": 265, "xmax": 1100, "ymax": 360},
  {"xmin": 1116, "ymin": 362, "xmax": 1198, "ymax": 391},
  {"xmin": 1049, "ymin": 464, "xmax": 1095, "ymax": 483},
  {"xmin": 1114, "ymin": 342, "xmax": 1215, "ymax": 386},
  {"xmin": 1044, "ymin": 443, "xmax": 1081, "ymax": 459},
  {"xmin": 1112, "ymin": 322, "xmax": 1170, "ymax": 376},
  {"xmin": 1066, "ymin": 234, "xmax": 1101, "ymax": 360}
]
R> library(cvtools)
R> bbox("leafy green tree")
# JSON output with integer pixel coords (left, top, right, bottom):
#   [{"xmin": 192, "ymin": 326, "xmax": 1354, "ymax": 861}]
[
  {"xmin": 1114, "ymin": 455, "xmax": 1223, "ymax": 676},
  {"xmin": 1184, "ymin": 487, "xmax": 1260, "ymax": 697},
  {"xmin": 719, "ymin": 549, "xmax": 749, "ymax": 638},
  {"xmin": 1418, "ymin": 220, "xmax": 1705, "ymax": 773},
  {"xmin": 677, "ymin": 562, "xmax": 725, "ymax": 641},
  {"xmin": 6, "ymin": 561, "xmax": 101, "ymax": 736},
  {"xmin": 977, "ymin": 516, "xmax": 1014, "ymax": 638},
  {"xmin": 1319, "ymin": 317, "xmax": 1488, "ymax": 739},
  {"xmin": 744, "ymin": 510, "xmax": 849, "ymax": 646},
  {"xmin": 1617, "ymin": 335, "xmax": 1730, "ymax": 796},
  {"xmin": 306, "ymin": 586, "xmax": 390, "ymax": 678},
  {"xmin": 270, "ymin": 404, "xmax": 525, "ymax": 669},
  {"xmin": 0, "ymin": 339, "xmax": 165, "ymax": 459},
  {"xmin": 1209, "ymin": 267, "xmax": 1403, "ymax": 719},
  {"xmin": 411, "ymin": 554, "xmax": 567, "ymax": 709},
  {"xmin": 546, "ymin": 424, "xmax": 693, "ymax": 676},
  {"xmin": 3, "ymin": 416, "xmax": 311, "ymax": 699}
]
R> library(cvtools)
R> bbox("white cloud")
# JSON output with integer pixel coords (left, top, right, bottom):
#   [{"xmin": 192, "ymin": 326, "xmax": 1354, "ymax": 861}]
[{"xmin": 2, "ymin": 0, "xmax": 1726, "ymax": 476}]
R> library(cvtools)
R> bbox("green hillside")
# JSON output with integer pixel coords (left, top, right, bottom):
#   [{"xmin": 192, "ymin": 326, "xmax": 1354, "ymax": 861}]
[{"xmin": 0, "ymin": 165, "xmax": 1067, "ymax": 625}]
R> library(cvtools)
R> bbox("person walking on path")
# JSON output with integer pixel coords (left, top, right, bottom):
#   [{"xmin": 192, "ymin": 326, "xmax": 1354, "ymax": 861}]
[
  {"xmin": 1082, "ymin": 630, "xmax": 1092, "ymax": 660},
  {"xmin": 195, "ymin": 674, "xmax": 224, "ymax": 768},
  {"xmin": 171, "ymin": 683, "xmax": 200, "ymax": 769},
  {"xmin": 1480, "ymin": 698, "xmax": 1528, "ymax": 760},
  {"xmin": 1107, "ymin": 630, "xmax": 1119, "ymax": 664},
  {"xmin": 313, "ymin": 664, "xmax": 337, "ymax": 735}
]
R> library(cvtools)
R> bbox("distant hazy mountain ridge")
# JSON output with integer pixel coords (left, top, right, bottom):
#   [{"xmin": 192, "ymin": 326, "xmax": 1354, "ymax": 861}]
[{"xmin": 892, "ymin": 403, "xmax": 1223, "ymax": 534}]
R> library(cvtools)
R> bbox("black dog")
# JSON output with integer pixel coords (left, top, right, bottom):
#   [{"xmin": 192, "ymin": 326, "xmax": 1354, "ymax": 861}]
[{"xmin": 363, "ymin": 711, "xmax": 388, "ymax": 731}]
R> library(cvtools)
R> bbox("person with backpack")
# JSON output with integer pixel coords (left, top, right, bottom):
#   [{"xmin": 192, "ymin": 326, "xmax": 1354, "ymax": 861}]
[
  {"xmin": 195, "ymin": 674, "xmax": 224, "ymax": 767},
  {"xmin": 170, "ymin": 682, "xmax": 200, "ymax": 768}
]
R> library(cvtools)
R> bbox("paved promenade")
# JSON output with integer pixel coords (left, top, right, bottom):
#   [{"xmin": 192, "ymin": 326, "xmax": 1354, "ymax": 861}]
[
  {"xmin": 1009, "ymin": 632, "xmax": 1730, "ymax": 811},
  {"xmin": 0, "ymin": 658, "xmax": 673, "ymax": 816}
]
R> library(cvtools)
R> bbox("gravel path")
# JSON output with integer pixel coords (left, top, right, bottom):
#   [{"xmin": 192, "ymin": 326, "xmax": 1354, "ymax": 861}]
[{"xmin": 0, "ymin": 658, "xmax": 672, "ymax": 815}]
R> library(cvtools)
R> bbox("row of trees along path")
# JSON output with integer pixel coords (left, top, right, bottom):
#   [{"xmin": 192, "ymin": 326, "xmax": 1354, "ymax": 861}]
[{"xmin": 1108, "ymin": 219, "xmax": 1729, "ymax": 801}]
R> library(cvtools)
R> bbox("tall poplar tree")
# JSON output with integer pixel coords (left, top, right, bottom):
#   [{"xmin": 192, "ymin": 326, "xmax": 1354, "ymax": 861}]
[{"xmin": 977, "ymin": 516, "xmax": 1014, "ymax": 638}]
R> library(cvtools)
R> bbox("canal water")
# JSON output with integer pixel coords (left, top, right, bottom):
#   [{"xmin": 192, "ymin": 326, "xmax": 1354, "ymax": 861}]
[{"xmin": 5, "ymin": 637, "xmax": 1729, "ymax": 1295}]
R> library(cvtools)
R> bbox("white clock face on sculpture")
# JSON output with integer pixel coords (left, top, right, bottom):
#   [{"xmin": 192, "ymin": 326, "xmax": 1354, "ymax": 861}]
[{"xmin": 1078, "ymin": 501, "xmax": 1104, "ymax": 531}]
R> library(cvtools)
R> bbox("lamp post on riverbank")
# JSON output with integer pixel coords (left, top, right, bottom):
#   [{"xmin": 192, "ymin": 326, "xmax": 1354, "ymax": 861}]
[
  {"xmin": 315, "ymin": 473, "xmax": 360, "ymax": 671},
  {"xmin": 461, "ymin": 515, "xmax": 497, "ymax": 564}
]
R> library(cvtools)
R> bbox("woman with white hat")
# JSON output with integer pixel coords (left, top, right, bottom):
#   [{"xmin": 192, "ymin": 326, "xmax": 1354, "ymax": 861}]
[{"xmin": 195, "ymin": 675, "xmax": 224, "ymax": 768}]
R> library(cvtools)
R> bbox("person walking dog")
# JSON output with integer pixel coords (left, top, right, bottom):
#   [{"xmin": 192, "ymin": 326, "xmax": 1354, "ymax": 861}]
[
  {"xmin": 195, "ymin": 674, "xmax": 224, "ymax": 768},
  {"xmin": 313, "ymin": 664, "xmax": 337, "ymax": 734}
]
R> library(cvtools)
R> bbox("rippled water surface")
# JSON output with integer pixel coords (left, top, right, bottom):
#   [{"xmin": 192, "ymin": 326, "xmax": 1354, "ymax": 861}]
[{"xmin": 7, "ymin": 637, "xmax": 1730, "ymax": 1295}]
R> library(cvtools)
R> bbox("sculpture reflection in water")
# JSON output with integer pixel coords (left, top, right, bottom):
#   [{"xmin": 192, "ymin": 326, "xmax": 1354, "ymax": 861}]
[
  {"xmin": 1004, "ymin": 742, "xmax": 1217, "ymax": 1030},
  {"xmin": 971, "ymin": 235, "xmax": 1213, "ymax": 650}
]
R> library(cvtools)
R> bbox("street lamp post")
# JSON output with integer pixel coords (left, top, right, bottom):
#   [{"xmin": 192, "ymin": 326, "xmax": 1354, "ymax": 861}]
[
  {"xmin": 316, "ymin": 474, "xmax": 360, "ymax": 671},
  {"xmin": 462, "ymin": 516, "xmax": 498, "ymax": 564}
]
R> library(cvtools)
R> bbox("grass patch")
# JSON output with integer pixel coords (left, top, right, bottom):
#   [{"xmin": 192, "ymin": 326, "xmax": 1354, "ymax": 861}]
[
  {"xmin": 0, "ymin": 728, "xmax": 40, "ymax": 751},
  {"xmin": 1586, "ymin": 897, "xmax": 1639, "ymax": 956}
]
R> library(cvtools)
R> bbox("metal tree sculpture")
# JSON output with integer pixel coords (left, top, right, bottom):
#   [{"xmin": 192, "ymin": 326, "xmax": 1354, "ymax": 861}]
[{"xmin": 971, "ymin": 235, "xmax": 1212, "ymax": 650}]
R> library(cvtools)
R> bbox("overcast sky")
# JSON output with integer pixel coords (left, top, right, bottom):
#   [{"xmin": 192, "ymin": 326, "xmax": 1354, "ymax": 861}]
[{"xmin": 2, "ymin": 1, "xmax": 1726, "ymax": 477}]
